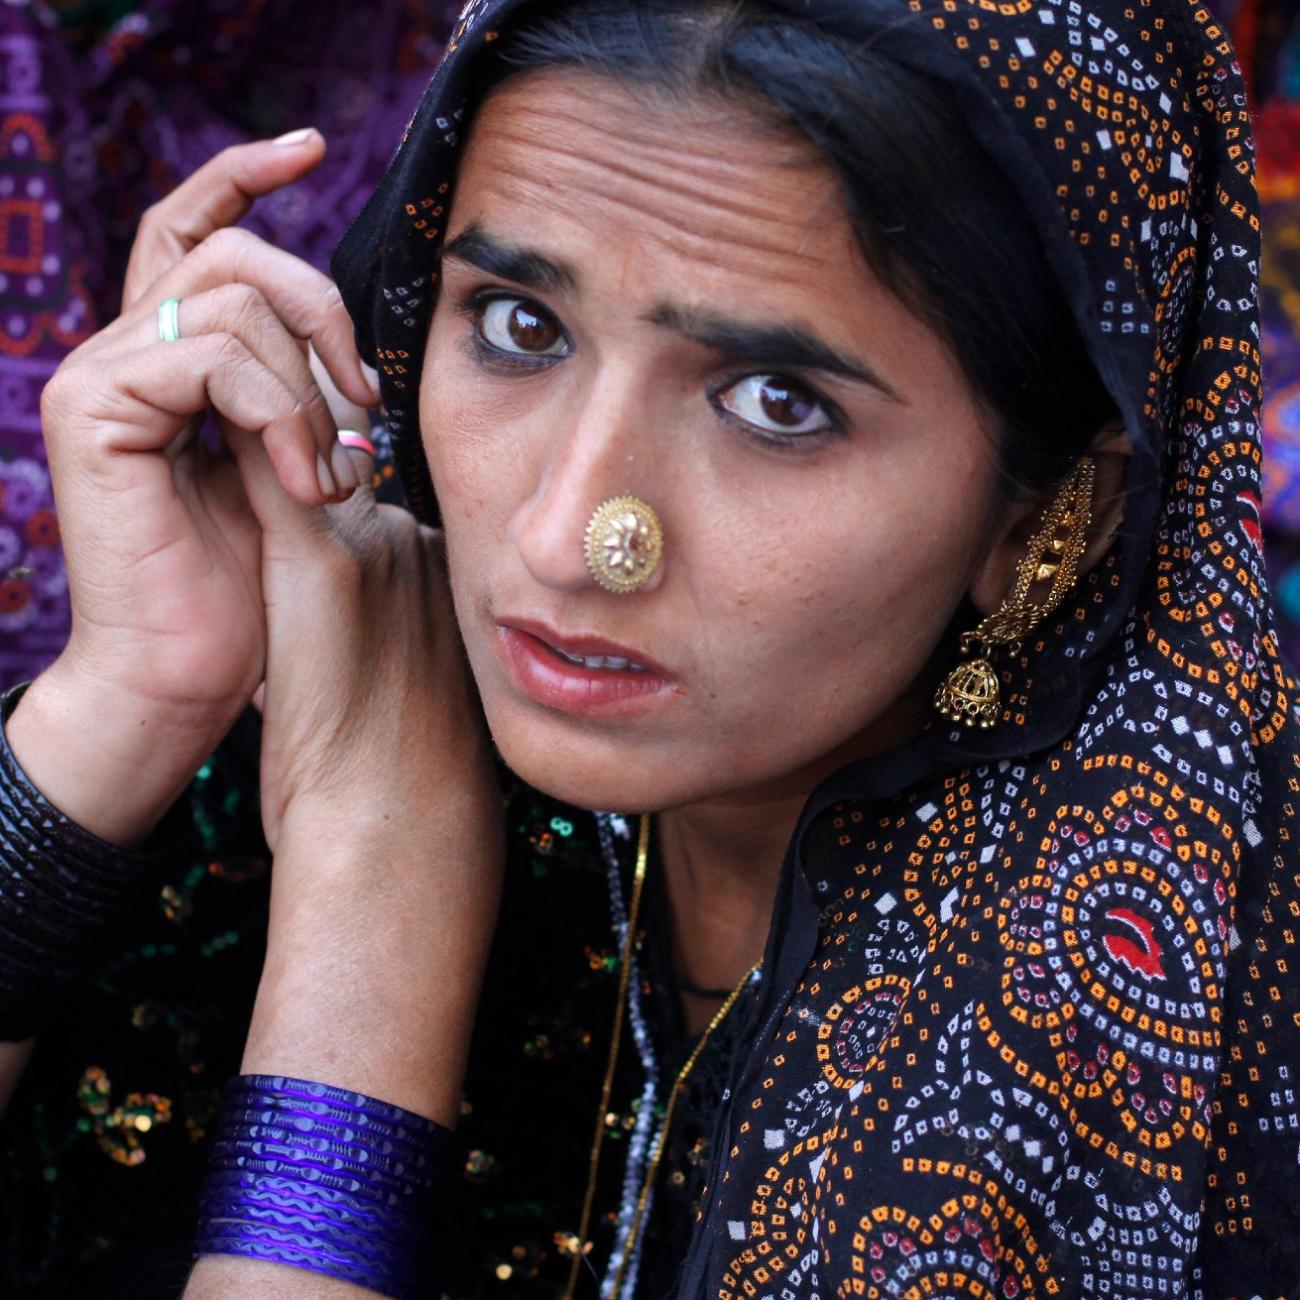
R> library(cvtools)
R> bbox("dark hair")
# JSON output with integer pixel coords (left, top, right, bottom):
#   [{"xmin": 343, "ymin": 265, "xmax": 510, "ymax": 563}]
[{"xmin": 491, "ymin": 0, "xmax": 1118, "ymax": 495}]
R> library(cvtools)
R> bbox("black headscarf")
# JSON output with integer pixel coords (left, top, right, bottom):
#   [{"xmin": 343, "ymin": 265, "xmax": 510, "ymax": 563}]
[{"xmin": 333, "ymin": 2, "xmax": 1299, "ymax": 1294}]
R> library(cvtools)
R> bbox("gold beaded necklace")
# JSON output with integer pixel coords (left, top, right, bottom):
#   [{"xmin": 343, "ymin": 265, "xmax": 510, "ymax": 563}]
[{"xmin": 561, "ymin": 813, "xmax": 762, "ymax": 1300}]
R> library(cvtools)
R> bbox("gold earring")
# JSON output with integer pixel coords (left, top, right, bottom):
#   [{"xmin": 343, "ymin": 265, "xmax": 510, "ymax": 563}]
[
  {"xmin": 584, "ymin": 495, "xmax": 664, "ymax": 595},
  {"xmin": 934, "ymin": 457, "xmax": 1096, "ymax": 729}
]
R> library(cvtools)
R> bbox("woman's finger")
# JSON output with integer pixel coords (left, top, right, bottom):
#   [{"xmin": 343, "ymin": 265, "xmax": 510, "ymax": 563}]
[
  {"xmin": 220, "ymin": 418, "xmax": 330, "ymax": 550},
  {"xmin": 85, "ymin": 282, "xmax": 345, "ymax": 472},
  {"xmin": 222, "ymin": 410, "xmax": 386, "ymax": 574},
  {"xmin": 57, "ymin": 333, "xmax": 340, "ymax": 506},
  {"xmin": 122, "ymin": 131, "xmax": 326, "ymax": 312},
  {"xmin": 308, "ymin": 341, "xmax": 372, "ymax": 442},
  {"xmin": 308, "ymin": 344, "xmax": 377, "ymax": 501},
  {"xmin": 122, "ymin": 225, "xmax": 379, "ymax": 410}
]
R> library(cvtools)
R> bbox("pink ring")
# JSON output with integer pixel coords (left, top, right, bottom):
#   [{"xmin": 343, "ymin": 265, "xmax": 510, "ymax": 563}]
[{"xmin": 336, "ymin": 430, "xmax": 376, "ymax": 457}]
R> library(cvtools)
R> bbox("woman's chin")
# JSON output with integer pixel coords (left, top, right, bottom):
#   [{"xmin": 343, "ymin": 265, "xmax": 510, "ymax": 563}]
[
  {"xmin": 492, "ymin": 738, "xmax": 671, "ymax": 813},
  {"xmin": 481, "ymin": 713, "xmax": 691, "ymax": 814}
]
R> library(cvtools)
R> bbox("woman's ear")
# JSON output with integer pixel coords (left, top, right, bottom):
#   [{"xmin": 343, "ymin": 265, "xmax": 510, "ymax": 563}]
[{"xmin": 967, "ymin": 422, "xmax": 1133, "ymax": 617}]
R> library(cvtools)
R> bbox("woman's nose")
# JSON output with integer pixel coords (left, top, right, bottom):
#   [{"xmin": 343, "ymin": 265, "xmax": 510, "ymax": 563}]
[{"xmin": 506, "ymin": 418, "xmax": 666, "ymax": 595}]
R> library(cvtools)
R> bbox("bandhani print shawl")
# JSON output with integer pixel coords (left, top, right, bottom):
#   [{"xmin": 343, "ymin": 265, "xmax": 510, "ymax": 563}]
[{"xmin": 333, "ymin": 1, "xmax": 1300, "ymax": 1295}]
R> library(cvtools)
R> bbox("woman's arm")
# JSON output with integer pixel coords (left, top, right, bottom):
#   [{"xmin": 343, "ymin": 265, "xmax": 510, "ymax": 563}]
[
  {"xmin": 0, "ymin": 134, "xmax": 377, "ymax": 1104},
  {"xmin": 186, "ymin": 806, "xmax": 503, "ymax": 1298},
  {"xmin": 178, "ymin": 457, "xmax": 507, "ymax": 1293},
  {"xmin": 186, "ymin": 1261, "xmax": 375, "ymax": 1298},
  {"xmin": 0, "ymin": 664, "xmax": 227, "ymax": 1108},
  {"xmin": 3, "ymin": 129, "xmax": 500, "ymax": 1293}
]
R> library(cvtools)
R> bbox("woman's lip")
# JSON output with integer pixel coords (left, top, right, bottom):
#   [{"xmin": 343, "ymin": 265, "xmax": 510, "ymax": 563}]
[
  {"xmin": 496, "ymin": 625, "xmax": 677, "ymax": 718},
  {"xmin": 498, "ymin": 618, "xmax": 670, "ymax": 677}
]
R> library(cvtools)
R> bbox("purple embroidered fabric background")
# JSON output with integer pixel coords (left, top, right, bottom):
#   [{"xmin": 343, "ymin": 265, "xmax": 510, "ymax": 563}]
[
  {"xmin": 2, "ymin": 0, "xmax": 1299, "ymax": 688},
  {"xmin": 0, "ymin": 0, "xmax": 458, "ymax": 687}
]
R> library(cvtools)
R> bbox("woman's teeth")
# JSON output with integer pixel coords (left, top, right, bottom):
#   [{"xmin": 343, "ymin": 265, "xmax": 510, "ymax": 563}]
[{"xmin": 551, "ymin": 645, "xmax": 646, "ymax": 672}]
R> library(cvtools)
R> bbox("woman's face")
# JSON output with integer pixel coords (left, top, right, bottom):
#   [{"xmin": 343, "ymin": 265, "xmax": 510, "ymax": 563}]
[{"xmin": 420, "ymin": 70, "xmax": 1004, "ymax": 814}]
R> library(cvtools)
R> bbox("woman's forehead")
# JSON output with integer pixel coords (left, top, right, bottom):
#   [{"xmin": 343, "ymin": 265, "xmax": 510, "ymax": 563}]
[{"xmin": 451, "ymin": 69, "xmax": 853, "ymax": 291}]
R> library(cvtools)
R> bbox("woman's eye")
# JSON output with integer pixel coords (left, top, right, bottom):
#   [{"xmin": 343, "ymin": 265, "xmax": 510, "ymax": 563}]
[
  {"xmin": 477, "ymin": 296, "xmax": 568, "ymax": 358},
  {"xmin": 713, "ymin": 374, "xmax": 836, "ymax": 440}
]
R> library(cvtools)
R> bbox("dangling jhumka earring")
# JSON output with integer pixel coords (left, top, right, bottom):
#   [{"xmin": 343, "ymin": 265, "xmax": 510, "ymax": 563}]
[{"xmin": 934, "ymin": 457, "xmax": 1096, "ymax": 729}]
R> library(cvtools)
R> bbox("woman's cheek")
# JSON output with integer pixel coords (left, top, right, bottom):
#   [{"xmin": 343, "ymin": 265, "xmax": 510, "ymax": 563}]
[
  {"xmin": 422, "ymin": 379, "xmax": 518, "ymax": 527},
  {"xmin": 764, "ymin": 514, "xmax": 953, "ymax": 697}
]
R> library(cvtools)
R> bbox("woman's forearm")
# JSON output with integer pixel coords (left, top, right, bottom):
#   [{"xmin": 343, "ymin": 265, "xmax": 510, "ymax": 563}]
[
  {"xmin": 184, "ymin": 819, "xmax": 502, "ymax": 1297},
  {"xmin": 241, "ymin": 821, "xmax": 501, "ymax": 1123},
  {"xmin": 186, "ymin": 1256, "xmax": 379, "ymax": 1299}
]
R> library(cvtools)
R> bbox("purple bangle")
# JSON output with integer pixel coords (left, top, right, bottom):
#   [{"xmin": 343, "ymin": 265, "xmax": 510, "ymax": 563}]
[{"xmin": 195, "ymin": 1074, "xmax": 456, "ymax": 1299}]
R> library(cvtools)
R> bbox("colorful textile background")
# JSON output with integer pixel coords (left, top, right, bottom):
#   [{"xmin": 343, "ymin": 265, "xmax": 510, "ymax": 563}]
[
  {"xmin": 0, "ymin": 0, "xmax": 458, "ymax": 688},
  {"xmin": 2, "ymin": 0, "xmax": 1300, "ymax": 685}
]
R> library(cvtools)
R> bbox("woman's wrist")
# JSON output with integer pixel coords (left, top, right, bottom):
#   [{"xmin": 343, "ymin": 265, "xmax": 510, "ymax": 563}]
[
  {"xmin": 6, "ymin": 655, "xmax": 241, "ymax": 849},
  {"xmin": 0, "ymin": 678, "xmax": 197, "ymax": 1040},
  {"xmin": 207, "ymin": 821, "xmax": 500, "ymax": 1296},
  {"xmin": 245, "ymin": 825, "xmax": 504, "ymax": 1127}
]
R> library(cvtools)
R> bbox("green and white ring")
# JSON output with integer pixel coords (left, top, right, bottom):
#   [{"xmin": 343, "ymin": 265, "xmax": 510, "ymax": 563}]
[{"xmin": 157, "ymin": 297, "xmax": 182, "ymax": 343}]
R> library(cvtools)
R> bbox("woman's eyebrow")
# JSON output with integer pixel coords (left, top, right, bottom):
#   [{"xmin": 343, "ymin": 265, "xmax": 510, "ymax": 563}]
[
  {"xmin": 440, "ymin": 225, "xmax": 577, "ymax": 293},
  {"xmin": 644, "ymin": 303, "xmax": 903, "ymax": 402}
]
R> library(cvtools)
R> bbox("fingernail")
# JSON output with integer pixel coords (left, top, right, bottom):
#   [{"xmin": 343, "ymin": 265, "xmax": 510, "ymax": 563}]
[
  {"xmin": 331, "ymin": 440, "xmax": 361, "ymax": 493},
  {"xmin": 272, "ymin": 127, "xmax": 316, "ymax": 147},
  {"xmin": 316, "ymin": 452, "xmax": 337, "ymax": 499},
  {"xmin": 360, "ymin": 361, "xmax": 381, "ymax": 400}
]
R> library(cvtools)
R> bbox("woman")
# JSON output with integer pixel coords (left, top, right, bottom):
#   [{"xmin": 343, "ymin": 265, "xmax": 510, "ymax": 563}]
[{"xmin": 0, "ymin": 0, "xmax": 1295, "ymax": 1297}]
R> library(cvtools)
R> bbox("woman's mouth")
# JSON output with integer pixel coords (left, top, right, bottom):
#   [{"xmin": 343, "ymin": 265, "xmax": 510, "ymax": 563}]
[
  {"xmin": 546, "ymin": 644, "xmax": 648, "ymax": 673},
  {"xmin": 495, "ymin": 621, "xmax": 676, "ymax": 717}
]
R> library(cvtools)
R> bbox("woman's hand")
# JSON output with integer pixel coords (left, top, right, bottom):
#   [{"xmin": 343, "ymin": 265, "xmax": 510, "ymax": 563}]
[
  {"xmin": 229, "ymin": 421, "xmax": 505, "ymax": 1124},
  {"xmin": 7, "ymin": 132, "xmax": 378, "ymax": 846},
  {"xmin": 45, "ymin": 130, "xmax": 376, "ymax": 720},
  {"xmin": 248, "ymin": 436, "xmax": 502, "ymax": 858}
]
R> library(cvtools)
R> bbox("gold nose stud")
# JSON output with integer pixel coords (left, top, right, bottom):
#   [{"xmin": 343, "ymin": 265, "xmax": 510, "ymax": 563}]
[{"xmin": 584, "ymin": 496, "xmax": 664, "ymax": 595}]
